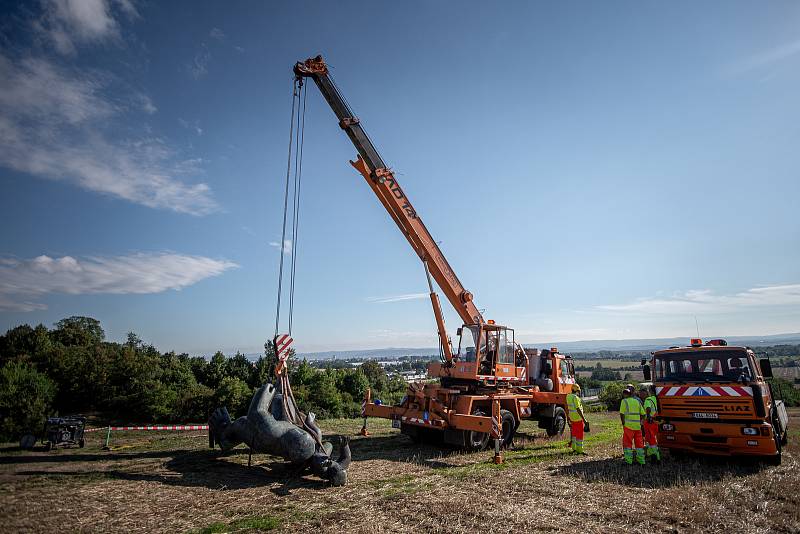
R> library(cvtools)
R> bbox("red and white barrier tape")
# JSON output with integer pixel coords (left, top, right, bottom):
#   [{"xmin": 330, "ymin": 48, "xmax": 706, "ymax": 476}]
[{"xmin": 85, "ymin": 424, "xmax": 208, "ymax": 433}]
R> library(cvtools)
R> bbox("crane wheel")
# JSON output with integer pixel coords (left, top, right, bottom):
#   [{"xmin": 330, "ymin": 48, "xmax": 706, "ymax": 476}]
[
  {"xmin": 500, "ymin": 409, "xmax": 516, "ymax": 448},
  {"xmin": 466, "ymin": 409, "xmax": 490, "ymax": 451}
]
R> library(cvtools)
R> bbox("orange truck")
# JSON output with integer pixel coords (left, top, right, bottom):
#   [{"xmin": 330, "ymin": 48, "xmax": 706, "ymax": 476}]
[
  {"xmin": 643, "ymin": 338, "xmax": 789, "ymax": 464},
  {"xmin": 294, "ymin": 56, "xmax": 576, "ymax": 457}
]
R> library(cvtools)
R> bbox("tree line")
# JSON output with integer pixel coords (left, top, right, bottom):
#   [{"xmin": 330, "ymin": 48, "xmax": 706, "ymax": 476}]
[{"xmin": 0, "ymin": 316, "xmax": 407, "ymax": 442}]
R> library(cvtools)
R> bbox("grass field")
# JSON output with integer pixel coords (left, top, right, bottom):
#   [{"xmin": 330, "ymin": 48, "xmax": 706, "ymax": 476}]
[{"xmin": 2, "ymin": 410, "xmax": 799, "ymax": 533}]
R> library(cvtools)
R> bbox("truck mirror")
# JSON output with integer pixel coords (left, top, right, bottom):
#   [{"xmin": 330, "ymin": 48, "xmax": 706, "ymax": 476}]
[
  {"xmin": 642, "ymin": 365, "xmax": 651, "ymax": 381},
  {"xmin": 544, "ymin": 362, "xmax": 552, "ymax": 375},
  {"xmin": 759, "ymin": 358, "xmax": 773, "ymax": 378},
  {"xmin": 456, "ymin": 328, "xmax": 462, "ymax": 336}
]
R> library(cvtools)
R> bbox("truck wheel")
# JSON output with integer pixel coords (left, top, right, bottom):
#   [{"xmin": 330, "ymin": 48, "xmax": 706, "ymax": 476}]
[
  {"xmin": 500, "ymin": 409, "xmax": 516, "ymax": 447},
  {"xmin": 766, "ymin": 430, "xmax": 783, "ymax": 466},
  {"xmin": 466, "ymin": 409, "xmax": 490, "ymax": 451},
  {"xmin": 78, "ymin": 439, "xmax": 85, "ymax": 448},
  {"xmin": 781, "ymin": 431, "xmax": 788, "ymax": 447},
  {"xmin": 545, "ymin": 407, "xmax": 566, "ymax": 437},
  {"xmin": 45, "ymin": 441, "xmax": 52, "ymax": 452},
  {"xmin": 400, "ymin": 423, "xmax": 423, "ymax": 444}
]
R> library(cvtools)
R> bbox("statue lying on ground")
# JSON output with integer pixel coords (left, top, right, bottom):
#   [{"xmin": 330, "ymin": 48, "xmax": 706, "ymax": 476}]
[{"xmin": 208, "ymin": 382, "xmax": 351, "ymax": 486}]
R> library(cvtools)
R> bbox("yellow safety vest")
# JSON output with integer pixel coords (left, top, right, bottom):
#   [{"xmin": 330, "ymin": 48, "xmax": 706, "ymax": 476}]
[
  {"xmin": 566, "ymin": 393, "xmax": 583, "ymax": 422},
  {"xmin": 619, "ymin": 397, "xmax": 645, "ymax": 430},
  {"xmin": 644, "ymin": 395, "xmax": 658, "ymax": 416}
]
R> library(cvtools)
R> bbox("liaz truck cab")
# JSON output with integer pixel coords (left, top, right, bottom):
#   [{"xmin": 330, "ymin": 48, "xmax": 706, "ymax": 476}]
[{"xmin": 643, "ymin": 338, "xmax": 789, "ymax": 464}]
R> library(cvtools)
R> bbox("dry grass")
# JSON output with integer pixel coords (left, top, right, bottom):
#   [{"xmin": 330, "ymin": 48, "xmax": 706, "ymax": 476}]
[{"xmin": 1, "ymin": 411, "xmax": 799, "ymax": 533}]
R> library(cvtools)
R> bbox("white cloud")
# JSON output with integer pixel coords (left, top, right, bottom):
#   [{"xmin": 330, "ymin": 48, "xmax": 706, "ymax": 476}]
[
  {"xmin": 269, "ymin": 240, "xmax": 293, "ymax": 255},
  {"xmin": 366, "ymin": 293, "xmax": 429, "ymax": 304},
  {"xmin": 0, "ymin": 52, "xmax": 219, "ymax": 215},
  {"xmin": 209, "ymin": 28, "xmax": 225, "ymax": 41},
  {"xmin": 728, "ymin": 39, "xmax": 800, "ymax": 75},
  {"xmin": 187, "ymin": 44, "xmax": 211, "ymax": 79},
  {"xmin": 178, "ymin": 118, "xmax": 203, "ymax": 136},
  {"xmin": 596, "ymin": 284, "xmax": 800, "ymax": 315},
  {"xmin": 35, "ymin": 0, "xmax": 122, "ymax": 55},
  {"xmin": 0, "ymin": 253, "xmax": 238, "ymax": 312}
]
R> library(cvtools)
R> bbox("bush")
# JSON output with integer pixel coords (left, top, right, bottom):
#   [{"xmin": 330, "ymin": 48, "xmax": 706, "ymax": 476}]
[
  {"xmin": 769, "ymin": 378, "xmax": 800, "ymax": 407},
  {"xmin": 214, "ymin": 377, "xmax": 253, "ymax": 417},
  {"xmin": 599, "ymin": 382, "xmax": 629, "ymax": 411},
  {"xmin": 0, "ymin": 361, "xmax": 57, "ymax": 441}
]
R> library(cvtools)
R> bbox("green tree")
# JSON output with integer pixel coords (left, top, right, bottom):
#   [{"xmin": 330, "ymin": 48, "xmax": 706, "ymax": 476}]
[
  {"xmin": 307, "ymin": 370, "xmax": 342, "ymax": 418},
  {"xmin": 337, "ymin": 369, "xmax": 369, "ymax": 400},
  {"xmin": 51, "ymin": 316, "xmax": 105, "ymax": 347},
  {"xmin": 360, "ymin": 360, "xmax": 388, "ymax": 391},
  {"xmin": 214, "ymin": 377, "xmax": 253, "ymax": 417},
  {"xmin": 205, "ymin": 352, "xmax": 227, "ymax": 389},
  {"xmin": 176, "ymin": 383, "xmax": 215, "ymax": 421},
  {"xmin": 0, "ymin": 361, "xmax": 57, "ymax": 441},
  {"xmin": 225, "ymin": 352, "xmax": 252, "ymax": 383}
]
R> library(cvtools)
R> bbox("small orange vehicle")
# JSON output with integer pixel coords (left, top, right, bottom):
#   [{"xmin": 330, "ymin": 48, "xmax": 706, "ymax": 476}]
[{"xmin": 643, "ymin": 338, "xmax": 789, "ymax": 464}]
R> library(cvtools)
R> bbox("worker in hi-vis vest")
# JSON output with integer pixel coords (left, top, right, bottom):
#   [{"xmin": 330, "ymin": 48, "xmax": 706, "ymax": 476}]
[
  {"xmin": 565, "ymin": 384, "xmax": 588, "ymax": 453},
  {"xmin": 619, "ymin": 386, "xmax": 646, "ymax": 465},
  {"xmin": 639, "ymin": 385, "xmax": 660, "ymax": 462}
]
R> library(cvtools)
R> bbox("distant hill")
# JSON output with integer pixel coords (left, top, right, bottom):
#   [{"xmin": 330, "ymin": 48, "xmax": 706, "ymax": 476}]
[{"xmin": 290, "ymin": 332, "xmax": 800, "ymax": 360}]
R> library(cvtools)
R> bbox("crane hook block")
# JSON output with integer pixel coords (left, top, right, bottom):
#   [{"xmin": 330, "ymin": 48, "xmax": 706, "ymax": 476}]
[{"xmin": 293, "ymin": 55, "xmax": 328, "ymax": 78}]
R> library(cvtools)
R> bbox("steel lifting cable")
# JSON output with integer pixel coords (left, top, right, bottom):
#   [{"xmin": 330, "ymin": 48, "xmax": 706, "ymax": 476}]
[
  {"xmin": 274, "ymin": 78, "xmax": 299, "ymax": 339},
  {"xmin": 287, "ymin": 81, "xmax": 307, "ymax": 335},
  {"xmin": 275, "ymin": 76, "xmax": 307, "ymax": 340}
]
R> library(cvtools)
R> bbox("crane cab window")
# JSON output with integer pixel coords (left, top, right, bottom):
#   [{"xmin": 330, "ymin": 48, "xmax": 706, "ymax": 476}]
[
  {"xmin": 478, "ymin": 329, "xmax": 500, "ymax": 374},
  {"xmin": 457, "ymin": 326, "xmax": 479, "ymax": 362},
  {"xmin": 560, "ymin": 359, "xmax": 572, "ymax": 379},
  {"xmin": 498, "ymin": 329, "xmax": 515, "ymax": 365}
]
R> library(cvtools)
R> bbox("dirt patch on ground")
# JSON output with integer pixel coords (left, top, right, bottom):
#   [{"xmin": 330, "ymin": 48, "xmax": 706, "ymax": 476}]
[{"xmin": 1, "ymin": 411, "xmax": 799, "ymax": 533}]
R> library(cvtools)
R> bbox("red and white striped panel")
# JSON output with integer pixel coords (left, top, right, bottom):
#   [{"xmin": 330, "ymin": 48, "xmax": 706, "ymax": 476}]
[
  {"xmin": 274, "ymin": 334, "xmax": 293, "ymax": 361},
  {"xmin": 656, "ymin": 386, "xmax": 753, "ymax": 397},
  {"xmin": 400, "ymin": 416, "xmax": 444, "ymax": 427},
  {"xmin": 85, "ymin": 425, "xmax": 208, "ymax": 432}
]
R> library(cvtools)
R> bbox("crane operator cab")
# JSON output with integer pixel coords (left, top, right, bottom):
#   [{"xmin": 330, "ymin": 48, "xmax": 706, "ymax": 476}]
[{"xmin": 434, "ymin": 321, "xmax": 575, "ymax": 392}]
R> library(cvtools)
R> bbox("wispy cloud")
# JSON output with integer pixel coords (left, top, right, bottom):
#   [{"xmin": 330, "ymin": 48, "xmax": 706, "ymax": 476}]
[
  {"xmin": 209, "ymin": 28, "xmax": 225, "ymax": 41},
  {"xmin": 0, "ymin": 253, "xmax": 238, "ymax": 312},
  {"xmin": 187, "ymin": 43, "xmax": 211, "ymax": 79},
  {"xmin": 178, "ymin": 118, "xmax": 203, "ymax": 136},
  {"xmin": 0, "ymin": 48, "xmax": 218, "ymax": 215},
  {"xmin": 33, "ymin": 0, "xmax": 139, "ymax": 55},
  {"xmin": 269, "ymin": 240, "xmax": 293, "ymax": 255},
  {"xmin": 366, "ymin": 293, "xmax": 429, "ymax": 304},
  {"xmin": 596, "ymin": 284, "xmax": 800, "ymax": 315},
  {"xmin": 727, "ymin": 39, "xmax": 800, "ymax": 75}
]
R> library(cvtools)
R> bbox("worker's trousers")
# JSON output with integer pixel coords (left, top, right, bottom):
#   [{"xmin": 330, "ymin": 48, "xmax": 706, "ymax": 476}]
[
  {"xmin": 622, "ymin": 426, "xmax": 645, "ymax": 465},
  {"xmin": 569, "ymin": 420, "xmax": 584, "ymax": 453},
  {"xmin": 642, "ymin": 421, "xmax": 660, "ymax": 460}
]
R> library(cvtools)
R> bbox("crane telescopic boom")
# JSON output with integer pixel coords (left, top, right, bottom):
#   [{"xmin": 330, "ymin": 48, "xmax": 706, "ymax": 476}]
[{"xmin": 294, "ymin": 55, "xmax": 483, "ymax": 362}]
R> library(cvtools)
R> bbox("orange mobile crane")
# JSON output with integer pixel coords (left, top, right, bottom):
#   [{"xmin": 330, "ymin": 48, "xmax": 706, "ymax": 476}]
[{"xmin": 294, "ymin": 56, "xmax": 576, "ymax": 458}]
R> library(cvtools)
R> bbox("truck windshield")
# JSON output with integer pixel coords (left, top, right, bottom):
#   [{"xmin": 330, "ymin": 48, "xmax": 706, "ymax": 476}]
[
  {"xmin": 457, "ymin": 326, "xmax": 480, "ymax": 362},
  {"xmin": 654, "ymin": 350, "xmax": 753, "ymax": 383}
]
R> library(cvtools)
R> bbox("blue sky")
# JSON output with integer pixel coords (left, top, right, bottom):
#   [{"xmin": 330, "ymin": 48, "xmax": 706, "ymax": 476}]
[{"xmin": 1, "ymin": 1, "xmax": 798, "ymax": 354}]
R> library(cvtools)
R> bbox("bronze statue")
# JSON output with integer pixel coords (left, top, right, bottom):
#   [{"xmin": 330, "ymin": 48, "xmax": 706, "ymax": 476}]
[{"xmin": 208, "ymin": 382, "xmax": 351, "ymax": 486}]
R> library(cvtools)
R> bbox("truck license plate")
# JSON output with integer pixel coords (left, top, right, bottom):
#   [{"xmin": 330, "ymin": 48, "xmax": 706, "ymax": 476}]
[
  {"xmin": 391, "ymin": 419, "xmax": 401, "ymax": 429},
  {"xmin": 692, "ymin": 412, "xmax": 719, "ymax": 419}
]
